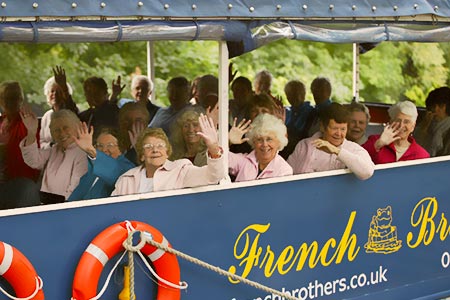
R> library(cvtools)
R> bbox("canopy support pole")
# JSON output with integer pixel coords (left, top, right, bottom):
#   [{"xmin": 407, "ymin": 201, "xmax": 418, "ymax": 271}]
[
  {"xmin": 218, "ymin": 41, "xmax": 229, "ymax": 181},
  {"xmin": 147, "ymin": 41, "xmax": 156, "ymax": 102},
  {"xmin": 352, "ymin": 43, "xmax": 360, "ymax": 102}
]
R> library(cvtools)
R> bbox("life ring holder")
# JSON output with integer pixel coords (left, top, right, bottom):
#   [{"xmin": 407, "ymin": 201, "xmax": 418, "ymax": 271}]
[
  {"xmin": 0, "ymin": 241, "xmax": 44, "ymax": 300},
  {"xmin": 72, "ymin": 220, "xmax": 187, "ymax": 300}
]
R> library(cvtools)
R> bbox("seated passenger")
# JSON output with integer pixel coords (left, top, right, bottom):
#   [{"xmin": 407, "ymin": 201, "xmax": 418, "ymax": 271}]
[
  {"xmin": 148, "ymin": 76, "xmax": 191, "ymax": 136},
  {"xmin": 0, "ymin": 81, "xmax": 40, "ymax": 182},
  {"xmin": 228, "ymin": 113, "xmax": 293, "ymax": 182},
  {"xmin": 118, "ymin": 102, "xmax": 150, "ymax": 165},
  {"xmin": 415, "ymin": 87, "xmax": 450, "ymax": 156},
  {"xmin": 112, "ymin": 114, "xmax": 224, "ymax": 195},
  {"xmin": 346, "ymin": 101, "xmax": 370, "ymax": 145},
  {"xmin": 287, "ymin": 103, "xmax": 374, "ymax": 180},
  {"xmin": 79, "ymin": 76, "xmax": 119, "ymax": 134},
  {"xmin": 229, "ymin": 76, "xmax": 253, "ymax": 124},
  {"xmin": 40, "ymin": 66, "xmax": 79, "ymax": 149},
  {"xmin": 170, "ymin": 110, "xmax": 207, "ymax": 166},
  {"xmin": 20, "ymin": 109, "xmax": 88, "ymax": 203},
  {"xmin": 363, "ymin": 101, "xmax": 429, "ymax": 163},
  {"xmin": 68, "ymin": 125, "xmax": 135, "ymax": 201}
]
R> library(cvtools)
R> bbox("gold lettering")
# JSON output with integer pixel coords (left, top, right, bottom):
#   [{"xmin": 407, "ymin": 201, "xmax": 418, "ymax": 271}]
[
  {"xmin": 227, "ymin": 211, "xmax": 360, "ymax": 283},
  {"xmin": 437, "ymin": 213, "xmax": 450, "ymax": 241},
  {"xmin": 228, "ymin": 223, "xmax": 270, "ymax": 283},
  {"xmin": 407, "ymin": 197, "xmax": 450, "ymax": 248}
]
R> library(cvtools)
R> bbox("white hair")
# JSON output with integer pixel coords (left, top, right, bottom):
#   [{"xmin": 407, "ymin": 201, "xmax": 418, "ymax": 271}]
[
  {"xmin": 246, "ymin": 113, "xmax": 288, "ymax": 151},
  {"xmin": 388, "ymin": 101, "xmax": 418, "ymax": 122},
  {"xmin": 43, "ymin": 77, "xmax": 73, "ymax": 96},
  {"xmin": 131, "ymin": 75, "xmax": 154, "ymax": 92}
]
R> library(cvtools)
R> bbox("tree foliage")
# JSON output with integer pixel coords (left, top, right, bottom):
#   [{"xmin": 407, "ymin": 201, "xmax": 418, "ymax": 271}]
[{"xmin": 0, "ymin": 39, "xmax": 448, "ymax": 115}]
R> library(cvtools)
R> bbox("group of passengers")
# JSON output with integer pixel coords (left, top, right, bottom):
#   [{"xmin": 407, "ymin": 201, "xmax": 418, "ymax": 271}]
[{"xmin": 0, "ymin": 66, "xmax": 447, "ymax": 209}]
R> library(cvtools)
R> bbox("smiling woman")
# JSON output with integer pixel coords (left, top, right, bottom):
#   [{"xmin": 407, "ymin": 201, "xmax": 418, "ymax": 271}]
[
  {"xmin": 20, "ymin": 109, "xmax": 88, "ymax": 203},
  {"xmin": 228, "ymin": 113, "xmax": 292, "ymax": 182},
  {"xmin": 111, "ymin": 113, "xmax": 225, "ymax": 195}
]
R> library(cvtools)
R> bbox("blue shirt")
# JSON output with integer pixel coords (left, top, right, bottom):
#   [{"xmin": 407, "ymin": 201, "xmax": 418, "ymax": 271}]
[{"xmin": 68, "ymin": 151, "xmax": 135, "ymax": 201}]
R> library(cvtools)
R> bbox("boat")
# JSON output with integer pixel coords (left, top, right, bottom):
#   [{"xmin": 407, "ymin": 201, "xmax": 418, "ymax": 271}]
[{"xmin": 0, "ymin": 0, "xmax": 449, "ymax": 299}]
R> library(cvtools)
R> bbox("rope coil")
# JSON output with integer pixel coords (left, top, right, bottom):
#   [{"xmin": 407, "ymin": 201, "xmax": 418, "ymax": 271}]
[{"xmin": 0, "ymin": 276, "xmax": 43, "ymax": 300}]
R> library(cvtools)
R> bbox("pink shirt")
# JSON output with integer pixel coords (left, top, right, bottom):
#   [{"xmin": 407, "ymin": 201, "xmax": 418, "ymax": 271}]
[
  {"xmin": 112, "ymin": 154, "xmax": 224, "ymax": 196},
  {"xmin": 20, "ymin": 140, "xmax": 88, "ymax": 199},
  {"xmin": 229, "ymin": 150, "xmax": 293, "ymax": 182},
  {"xmin": 287, "ymin": 132, "xmax": 374, "ymax": 180}
]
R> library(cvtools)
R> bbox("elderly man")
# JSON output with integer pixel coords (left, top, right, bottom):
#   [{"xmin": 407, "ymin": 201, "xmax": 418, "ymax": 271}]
[
  {"xmin": 148, "ymin": 76, "xmax": 191, "ymax": 136},
  {"xmin": 130, "ymin": 75, "xmax": 160, "ymax": 123},
  {"xmin": 346, "ymin": 102, "xmax": 370, "ymax": 145},
  {"xmin": 79, "ymin": 76, "xmax": 119, "ymax": 133},
  {"xmin": 287, "ymin": 103, "xmax": 374, "ymax": 180}
]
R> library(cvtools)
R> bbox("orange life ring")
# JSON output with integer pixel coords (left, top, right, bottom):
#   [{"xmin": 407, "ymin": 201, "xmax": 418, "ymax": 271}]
[
  {"xmin": 72, "ymin": 220, "xmax": 181, "ymax": 300},
  {"xmin": 0, "ymin": 241, "xmax": 44, "ymax": 300}
]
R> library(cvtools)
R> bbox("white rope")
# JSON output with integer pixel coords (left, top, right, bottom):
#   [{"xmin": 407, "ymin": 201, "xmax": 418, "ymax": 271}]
[
  {"xmin": 144, "ymin": 238, "xmax": 302, "ymax": 300},
  {"xmin": 0, "ymin": 276, "xmax": 43, "ymax": 300},
  {"xmin": 123, "ymin": 221, "xmax": 188, "ymax": 291},
  {"xmin": 71, "ymin": 250, "xmax": 127, "ymax": 300}
]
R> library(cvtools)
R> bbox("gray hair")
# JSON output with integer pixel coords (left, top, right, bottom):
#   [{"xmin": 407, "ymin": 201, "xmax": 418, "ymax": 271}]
[
  {"xmin": 388, "ymin": 101, "xmax": 418, "ymax": 122},
  {"xmin": 50, "ymin": 109, "xmax": 80, "ymax": 130},
  {"xmin": 348, "ymin": 102, "xmax": 371, "ymax": 123},
  {"xmin": 131, "ymin": 75, "xmax": 154, "ymax": 92},
  {"xmin": 246, "ymin": 113, "xmax": 288, "ymax": 151},
  {"xmin": 43, "ymin": 77, "xmax": 73, "ymax": 96}
]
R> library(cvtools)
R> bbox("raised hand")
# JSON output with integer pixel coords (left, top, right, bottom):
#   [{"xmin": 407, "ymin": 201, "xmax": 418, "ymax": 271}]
[
  {"xmin": 312, "ymin": 138, "xmax": 340, "ymax": 155},
  {"xmin": 110, "ymin": 75, "xmax": 126, "ymax": 104},
  {"xmin": 229, "ymin": 118, "xmax": 251, "ymax": 145},
  {"xmin": 20, "ymin": 105, "xmax": 39, "ymax": 145},
  {"xmin": 128, "ymin": 119, "xmax": 146, "ymax": 149},
  {"xmin": 375, "ymin": 122, "xmax": 401, "ymax": 151},
  {"xmin": 20, "ymin": 105, "xmax": 39, "ymax": 135},
  {"xmin": 73, "ymin": 122, "xmax": 96, "ymax": 157},
  {"xmin": 197, "ymin": 114, "xmax": 221, "ymax": 157},
  {"xmin": 53, "ymin": 66, "xmax": 68, "ymax": 93},
  {"xmin": 206, "ymin": 103, "xmax": 219, "ymax": 129},
  {"xmin": 272, "ymin": 96, "xmax": 286, "ymax": 123},
  {"xmin": 229, "ymin": 62, "xmax": 238, "ymax": 84}
]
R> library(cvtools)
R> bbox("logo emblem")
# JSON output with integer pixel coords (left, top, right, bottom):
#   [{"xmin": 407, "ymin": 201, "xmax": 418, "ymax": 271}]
[{"xmin": 365, "ymin": 206, "xmax": 402, "ymax": 254}]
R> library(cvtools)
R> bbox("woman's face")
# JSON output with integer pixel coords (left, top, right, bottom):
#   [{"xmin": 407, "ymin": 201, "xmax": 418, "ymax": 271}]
[
  {"xmin": 141, "ymin": 136, "xmax": 168, "ymax": 169},
  {"xmin": 47, "ymin": 84, "xmax": 59, "ymax": 107},
  {"xmin": 182, "ymin": 120, "xmax": 201, "ymax": 145},
  {"xmin": 50, "ymin": 118, "xmax": 77, "ymax": 149},
  {"xmin": 96, "ymin": 133, "xmax": 121, "ymax": 159},
  {"xmin": 391, "ymin": 112, "xmax": 415, "ymax": 140},
  {"xmin": 253, "ymin": 132, "xmax": 280, "ymax": 167}
]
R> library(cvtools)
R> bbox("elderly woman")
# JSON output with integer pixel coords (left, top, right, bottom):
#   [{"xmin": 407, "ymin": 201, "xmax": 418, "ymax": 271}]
[
  {"xmin": 68, "ymin": 125, "xmax": 135, "ymax": 201},
  {"xmin": 20, "ymin": 109, "xmax": 88, "ymax": 204},
  {"xmin": 40, "ymin": 66, "xmax": 79, "ymax": 149},
  {"xmin": 363, "ymin": 101, "xmax": 429, "ymax": 164},
  {"xmin": 170, "ymin": 110, "xmax": 207, "ymax": 166},
  {"xmin": 228, "ymin": 113, "xmax": 293, "ymax": 182},
  {"xmin": 111, "ymin": 114, "xmax": 224, "ymax": 195}
]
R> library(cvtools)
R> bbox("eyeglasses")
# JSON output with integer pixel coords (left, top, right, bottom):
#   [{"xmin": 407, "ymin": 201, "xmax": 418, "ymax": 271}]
[
  {"xmin": 254, "ymin": 136, "xmax": 275, "ymax": 145},
  {"xmin": 143, "ymin": 143, "xmax": 166, "ymax": 151},
  {"xmin": 95, "ymin": 143, "xmax": 118, "ymax": 150}
]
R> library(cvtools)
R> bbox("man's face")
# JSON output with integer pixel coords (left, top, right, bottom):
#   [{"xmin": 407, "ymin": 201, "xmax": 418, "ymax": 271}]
[
  {"xmin": 347, "ymin": 111, "xmax": 368, "ymax": 142},
  {"xmin": 322, "ymin": 119, "xmax": 347, "ymax": 147},
  {"xmin": 84, "ymin": 83, "xmax": 107, "ymax": 107},
  {"xmin": 132, "ymin": 79, "xmax": 151, "ymax": 102}
]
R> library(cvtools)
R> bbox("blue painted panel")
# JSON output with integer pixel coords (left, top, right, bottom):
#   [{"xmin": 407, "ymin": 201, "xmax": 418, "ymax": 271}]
[{"xmin": 0, "ymin": 160, "xmax": 449, "ymax": 299}]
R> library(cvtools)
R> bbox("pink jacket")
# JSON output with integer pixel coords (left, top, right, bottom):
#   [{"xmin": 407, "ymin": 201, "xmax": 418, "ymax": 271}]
[
  {"xmin": 20, "ymin": 140, "xmax": 88, "ymax": 199},
  {"xmin": 287, "ymin": 132, "xmax": 374, "ymax": 180},
  {"xmin": 229, "ymin": 150, "xmax": 293, "ymax": 182},
  {"xmin": 362, "ymin": 135, "xmax": 430, "ymax": 164},
  {"xmin": 111, "ymin": 155, "xmax": 224, "ymax": 196}
]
